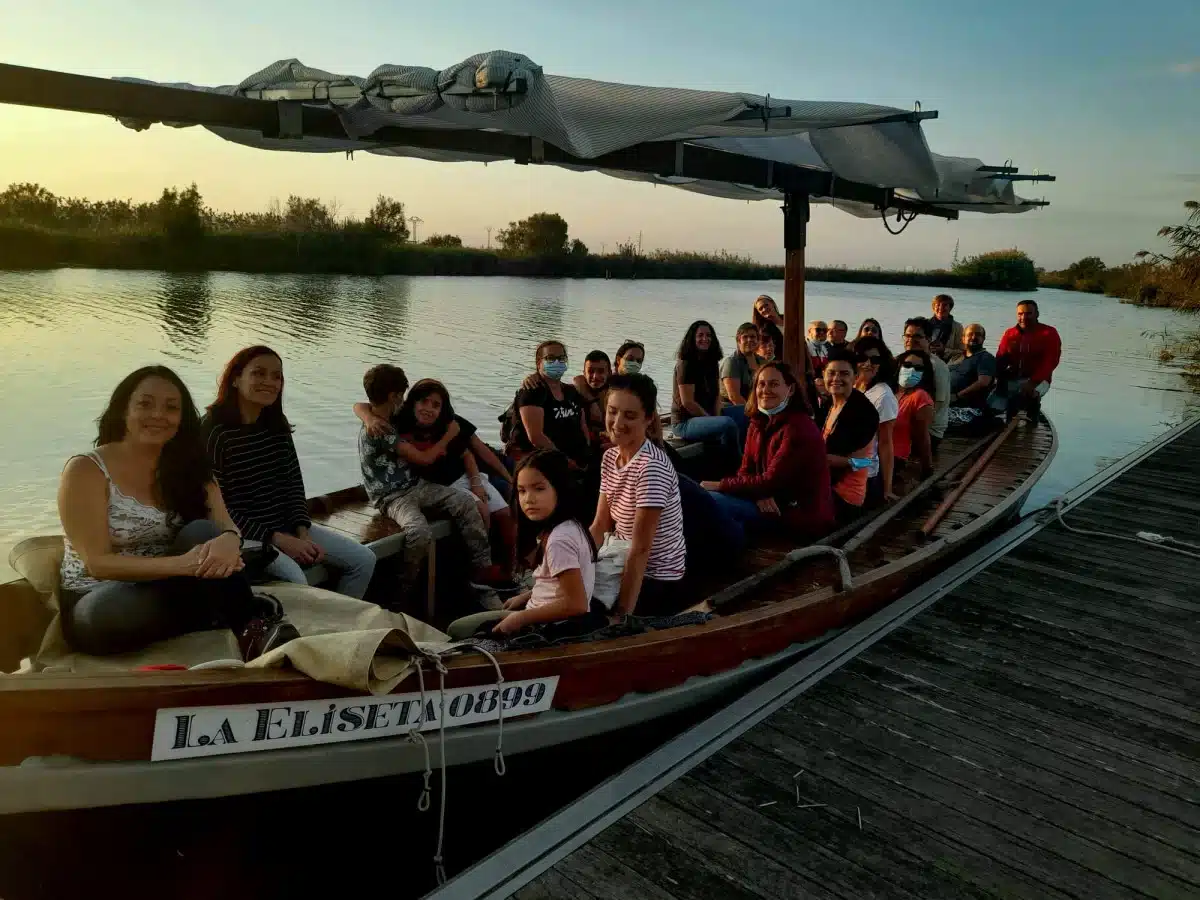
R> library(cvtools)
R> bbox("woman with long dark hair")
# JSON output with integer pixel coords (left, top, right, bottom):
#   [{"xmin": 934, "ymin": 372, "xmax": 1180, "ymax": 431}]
[
  {"xmin": 853, "ymin": 336, "xmax": 899, "ymax": 503},
  {"xmin": 669, "ymin": 320, "xmax": 740, "ymax": 462},
  {"xmin": 893, "ymin": 349, "xmax": 937, "ymax": 476},
  {"xmin": 817, "ymin": 348, "xmax": 880, "ymax": 522},
  {"xmin": 204, "ymin": 346, "xmax": 376, "ymax": 599},
  {"xmin": 855, "ymin": 318, "xmax": 884, "ymax": 343},
  {"xmin": 393, "ymin": 378, "xmax": 516, "ymax": 578},
  {"xmin": 701, "ymin": 362, "xmax": 835, "ymax": 541},
  {"xmin": 58, "ymin": 366, "xmax": 297, "ymax": 659}
]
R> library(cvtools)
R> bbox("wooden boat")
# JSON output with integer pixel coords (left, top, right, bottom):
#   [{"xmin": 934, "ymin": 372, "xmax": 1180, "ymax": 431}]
[
  {"xmin": 0, "ymin": 58, "xmax": 1057, "ymax": 814},
  {"xmin": 0, "ymin": 418, "xmax": 1056, "ymax": 814}
]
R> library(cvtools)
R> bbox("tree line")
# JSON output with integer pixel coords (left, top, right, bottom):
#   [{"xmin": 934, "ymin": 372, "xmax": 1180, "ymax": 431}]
[
  {"xmin": 1039, "ymin": 201, "xmax": 1199, "ymax": 311},
  {"xmin": 0, "ymin": 181, "xmax": 1039, "ymax": 289}
]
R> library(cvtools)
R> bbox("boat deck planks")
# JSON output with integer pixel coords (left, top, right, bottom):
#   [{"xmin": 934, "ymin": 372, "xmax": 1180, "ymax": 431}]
[{"xmin": 514, "ymin": 420, "xmax": 1200, "ymax": 900}]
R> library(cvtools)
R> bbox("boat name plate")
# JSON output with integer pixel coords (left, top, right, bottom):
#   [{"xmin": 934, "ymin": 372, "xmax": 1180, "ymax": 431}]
[{"xmin": 149, "ymin": 676, "xmax": 559, "ymax": 761}]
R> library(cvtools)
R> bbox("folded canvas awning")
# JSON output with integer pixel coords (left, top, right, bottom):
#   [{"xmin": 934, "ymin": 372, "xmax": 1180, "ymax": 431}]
[{"xmin": 0, "ymin": 51, "xmax": 1054, "ymax": 222}]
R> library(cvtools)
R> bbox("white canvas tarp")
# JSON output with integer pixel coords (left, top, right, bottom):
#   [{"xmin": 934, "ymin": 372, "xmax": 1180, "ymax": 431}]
[{"xmin": 117, "ymin": 51, "xmax": 1042, "ymax": 215}]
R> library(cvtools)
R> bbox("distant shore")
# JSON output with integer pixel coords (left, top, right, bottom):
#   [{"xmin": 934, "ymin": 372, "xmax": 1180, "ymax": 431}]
[{"xmin": 0, "ymin": 226, "xmax": 1039, "ymax": 291}]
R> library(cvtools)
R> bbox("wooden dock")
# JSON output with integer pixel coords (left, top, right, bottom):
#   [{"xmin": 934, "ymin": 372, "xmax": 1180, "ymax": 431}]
[{"xmin": 433, "ymin": 416, "xmax": 1200, "ymax": 900}]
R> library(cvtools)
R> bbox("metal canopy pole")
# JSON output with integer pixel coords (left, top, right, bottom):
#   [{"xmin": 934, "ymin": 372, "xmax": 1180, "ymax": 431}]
[{"xmin": 782, "ymin": 192, "xmax": 810, "ymax": 377}]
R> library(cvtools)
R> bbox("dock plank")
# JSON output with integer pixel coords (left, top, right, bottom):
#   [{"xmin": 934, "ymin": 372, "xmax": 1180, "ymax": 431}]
[{"xmin": 491, "ymin": 417, "xmax": 1200, "ymax": 900}]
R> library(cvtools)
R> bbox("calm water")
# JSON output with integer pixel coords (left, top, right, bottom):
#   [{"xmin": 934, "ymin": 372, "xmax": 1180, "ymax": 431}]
[{"xmin": 2, "ymin": 271, "xmax": 1197, "ymax": 575}]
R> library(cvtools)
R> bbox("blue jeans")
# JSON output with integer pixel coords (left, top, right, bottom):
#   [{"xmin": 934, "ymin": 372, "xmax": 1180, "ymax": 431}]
[
  {"xmin": 673, "ymin": 415, "xmax": 741, "ymax": 457},
  {"xmin": 265, "ymin": 523, "xmax": 377, "ymax": 600},
  {"xmin": 721, "ymin": 403, "xmax": 751, "ymax": 443},
  {"xmin": 706, "ymin": 489, "xmax": 763, "ymax": 547}
]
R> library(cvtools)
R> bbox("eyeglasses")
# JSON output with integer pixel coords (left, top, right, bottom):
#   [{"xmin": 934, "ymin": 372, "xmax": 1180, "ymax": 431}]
[{"xmin": 542, "ymin": 354, "xmax": 568, "ymax": 363}]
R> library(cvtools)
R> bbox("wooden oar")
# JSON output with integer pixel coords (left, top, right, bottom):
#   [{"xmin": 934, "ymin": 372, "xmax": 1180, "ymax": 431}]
[
  {"xmin": 703, "ymin": 432, "xmax": 996, "ymax": 611},
  {"xmin": 918, "ymin": 417, "xmax": 1021, "ymax": 539},
  {"xmin": 838, "ymin": 432, "xmax": 997, "ymax": 555}
]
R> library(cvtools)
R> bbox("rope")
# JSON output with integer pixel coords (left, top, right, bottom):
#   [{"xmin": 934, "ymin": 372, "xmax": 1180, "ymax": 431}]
[
  {"xmin": 1052, "ymin": 496, "xmax": 1200, "ymax": 561},
  {"xmin": 432, "ymin": 655, "xmax": 450, "ymax": 886},
  {"xmin": 450, "ymin": 643, "xmax": 508, "ymax": 775},
  {"xmin": 882, "ymin": 207, "xmax": 918, "ymax": 235},
  {"xmin": 409, "ymin": 660, "xmax": 433, "ymax": 813},
  {"xmin": 401, "ymin": 643, "xmax": 511, "ymax": 885}
]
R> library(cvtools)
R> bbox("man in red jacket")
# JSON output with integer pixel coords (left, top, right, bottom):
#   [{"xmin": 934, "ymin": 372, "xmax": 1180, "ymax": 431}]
[{"xmin": 992, "ymin": 299, "xmax": 1062, "ymax": 424}]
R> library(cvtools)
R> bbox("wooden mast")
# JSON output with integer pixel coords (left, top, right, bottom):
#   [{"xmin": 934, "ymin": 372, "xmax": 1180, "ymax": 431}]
[{"xmin": 782, "ymin": 193, "xmax": 814, "ymax": 401}]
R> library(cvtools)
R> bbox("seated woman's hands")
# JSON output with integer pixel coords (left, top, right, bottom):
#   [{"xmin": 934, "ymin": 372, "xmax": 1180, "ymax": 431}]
[
  {"xmin": 273, "ymin": 532, "xmax": 324, "ymax": 565},
  {"xmin": 194, "ymin": 531, "xmax": 245, "ymax": 579},
  {"xmin": 756, "ymin": 497, "xmax": 781, "ymax": 515}
]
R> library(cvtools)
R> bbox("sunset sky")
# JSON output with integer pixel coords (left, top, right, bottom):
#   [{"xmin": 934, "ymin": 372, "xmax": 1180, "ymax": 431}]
[{"xmin": 1, "ymin": 0, "xmax": 1197, "ymax": 269}]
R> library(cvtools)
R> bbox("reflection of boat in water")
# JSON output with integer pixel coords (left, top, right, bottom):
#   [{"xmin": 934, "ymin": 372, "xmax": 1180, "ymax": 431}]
[
  {"xmin": 0, "ymin": 417, "xmax": 1055, "ymax": 814},
  {"xmin": 0, "ymin": 53, "xmax": 1056, "ymax": 814}
]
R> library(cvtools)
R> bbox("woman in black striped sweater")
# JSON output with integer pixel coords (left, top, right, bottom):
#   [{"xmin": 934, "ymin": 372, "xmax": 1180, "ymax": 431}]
[{"xmin": 202, "ymin": 346, "xmax": 377, "ymax": 599}]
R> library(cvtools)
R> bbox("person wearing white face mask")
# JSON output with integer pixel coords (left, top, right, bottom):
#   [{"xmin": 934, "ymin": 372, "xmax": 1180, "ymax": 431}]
[
  {"xmin": 503, "ymin": 340, "xmax": 591, "ymax": 471},
  {"xmin": 613, "ymin": 340, "xmax": 646, "ymax": 376},
  {"xmin": 893, "ymin": 350, "xmax": 937, "ymax": 477},
  {"xmin": 700, "ymin": 361, "xmax": 835, "ymax": 542}
]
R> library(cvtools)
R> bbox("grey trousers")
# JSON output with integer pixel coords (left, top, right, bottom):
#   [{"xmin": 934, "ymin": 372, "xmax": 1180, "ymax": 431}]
[{"xmin": 383, "ymin": 481, "xmax": 492, "ymax": 589}]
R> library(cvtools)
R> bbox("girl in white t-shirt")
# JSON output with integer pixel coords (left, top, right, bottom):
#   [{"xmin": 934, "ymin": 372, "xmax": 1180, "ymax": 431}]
[{"xmin": 493, "ymin": 450, "xmax": 598, "ymax": 635}]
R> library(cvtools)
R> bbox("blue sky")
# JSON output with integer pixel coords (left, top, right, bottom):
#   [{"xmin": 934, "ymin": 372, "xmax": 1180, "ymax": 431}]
[{"xmin": 1, "ymin": 0, "xmax": 1197, "ymax": 268}]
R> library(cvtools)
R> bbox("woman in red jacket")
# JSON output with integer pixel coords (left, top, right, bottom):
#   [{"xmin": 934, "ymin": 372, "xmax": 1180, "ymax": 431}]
[{"xmin": 700, "ymin": 362, "xmax": 835, "ymax": 541}]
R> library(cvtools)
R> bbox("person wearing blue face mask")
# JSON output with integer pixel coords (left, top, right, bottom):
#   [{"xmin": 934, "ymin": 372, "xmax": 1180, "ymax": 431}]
[
  {"xmin": 504, "ymin": 340, "xmax": 591, "ymax": 471},
  {"xmin": 893, "ymin": 349, "xmax": 937, "ymax": 478},
  {"xmin": 699, "ymin": 361, "xmax": 835, "ymax": 542}
]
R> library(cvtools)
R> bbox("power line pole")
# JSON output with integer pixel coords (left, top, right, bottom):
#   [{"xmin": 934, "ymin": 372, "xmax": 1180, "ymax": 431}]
[
  {"xmin": 486, "ymin": 225, "xmax": 493, "ymax": 249},
  {"xmin": 408, "ymin": 216, "xmax": 423, "ymax": 243}
]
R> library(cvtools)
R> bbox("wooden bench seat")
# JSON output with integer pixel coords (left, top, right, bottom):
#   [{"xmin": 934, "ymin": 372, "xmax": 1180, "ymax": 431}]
[{"xmin": 306, "ymin": 487, "xmax": 451, "ymax": 618}]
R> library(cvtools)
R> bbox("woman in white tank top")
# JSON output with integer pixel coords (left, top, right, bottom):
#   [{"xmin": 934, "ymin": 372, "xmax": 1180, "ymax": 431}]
[{"xmin": 56, "ymin": 366, "xmax": 297, "ymax": 660}]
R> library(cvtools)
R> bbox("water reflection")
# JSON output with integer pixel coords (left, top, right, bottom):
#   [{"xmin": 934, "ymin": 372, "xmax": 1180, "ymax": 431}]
[
  {"xmin": 157, "ymin": 272, "xmax": 212, "ymax": 354},
  {"xmin": 355, "ymin": 277, "xmax": 413, "ymax": 361}
]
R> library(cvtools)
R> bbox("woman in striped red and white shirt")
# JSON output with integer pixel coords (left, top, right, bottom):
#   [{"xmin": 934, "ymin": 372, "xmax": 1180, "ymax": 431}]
[{"xmin": 590, "ymin": 373, "xmax": 687, "ymax": 616}]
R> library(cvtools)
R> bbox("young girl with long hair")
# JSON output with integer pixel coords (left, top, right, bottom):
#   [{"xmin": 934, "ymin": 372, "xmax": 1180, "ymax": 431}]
[
  {"xmin": 393, "ymin": 379, "xmax": 516, "ymax": 578},
  {"xmin": 204, "ymin": 345, "xmax": 377, "ymax": 599},
  {"xmin": 446, "ymin": 450, "xmax": 598, "ymax": 638}
]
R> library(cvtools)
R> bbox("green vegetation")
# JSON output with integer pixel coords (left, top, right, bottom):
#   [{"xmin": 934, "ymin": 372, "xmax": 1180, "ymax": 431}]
[
  {"xmin": 1039, "ymin": 201, "xmax": 1200, "ymax": 310},
  {"xmin": 950, "ymin": 248, "xmax": 1038, "ymax": 292},
  {"xmin": 0, "ymin": 181, "xmax": 1038, "ymax": 289}
]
